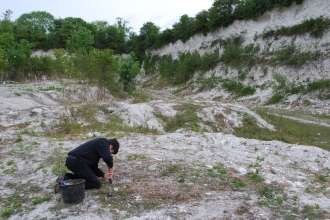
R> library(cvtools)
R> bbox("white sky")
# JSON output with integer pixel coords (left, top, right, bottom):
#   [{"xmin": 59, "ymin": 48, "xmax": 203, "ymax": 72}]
[{"xmin": 1, "ymin": 0, "xmax": 214, "ymax": 33}]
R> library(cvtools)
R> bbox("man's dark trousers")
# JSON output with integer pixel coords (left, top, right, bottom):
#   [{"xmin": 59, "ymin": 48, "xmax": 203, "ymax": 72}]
[{"xmin": 65, "ymin": 155, "xmax": 101, "ymax": 189}]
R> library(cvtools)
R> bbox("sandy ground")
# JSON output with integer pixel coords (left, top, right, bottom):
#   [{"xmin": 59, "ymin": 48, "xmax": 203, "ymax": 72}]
[{"xmin": 0, "ymin": 79, "xmax": 330, "ymax": 220}]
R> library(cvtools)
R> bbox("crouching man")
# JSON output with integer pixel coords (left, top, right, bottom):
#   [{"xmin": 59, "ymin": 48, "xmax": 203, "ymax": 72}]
[{"xmin": 55, "ymin": 138, "xmax": 120, "ymax": 193}]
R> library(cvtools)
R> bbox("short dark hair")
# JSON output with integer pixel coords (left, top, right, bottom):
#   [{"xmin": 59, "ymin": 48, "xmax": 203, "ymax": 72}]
[{"xmin": 108, "ymin": 138, "xmax": 120, "ymax": 154}]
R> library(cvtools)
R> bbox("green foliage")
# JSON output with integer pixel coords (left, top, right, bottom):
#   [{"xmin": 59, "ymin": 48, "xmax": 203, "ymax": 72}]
[
  {"xmin": 119, "ymin": 52, "xmax": 141, "ymax": 93},
  {"xmin": 14, "ymin": 11, "xmax": 55, "ymax": 49},
  {"xmin": 48, "ymin": 17, "xmax": 91, "ymax": 49},
  {"xmin": 2, "ymin": 38, "xmax": 32, "ymax": 79},
  {"xmin": 220, "ymin": 41, "xmax": 260, "ymax": 69},
  {"xmin": 197, "ymin": 74, "xmax": 222, "ymax": 92},
  {"xmin": 175, "ymin": 51, "xmax": 201, "ymax": 84},
  {"xmin": 31, "ymin": 196, "xmax": 50, "ymax": 205},
  {"xmin": 262, "ymin": 16, "xmax": 330, "ymax": 39},
  {"xmin": 220, "ymin": 44, "xmax": 240, "ymax": 66},
  {"xmin": 232, "ymin": 180, "xmax": 246, "ymax": 188},
  {"xmin": 267, "ymin": 73, "xmax": 330, "ymax": 104},
  {"xmin": 4, "ymin": 160, "xmax": 17, "ymax": 174},
  {"xmin": 266, "ymin": 92, "xmax": 284, "ymax": 105},
  {"xmin": 144, "ymin": 54, "xmax": 159, "ymax": 75},
  {"xmin": 161, "ymin": 164, "xmax": 182, "ymax": 176},
  {"xmin": 27, "ymin": 55, "xmax": 53, "ymax": 77},
  {"xmin": 172, "ymin": 14, "xmax": 195, "ymax": 42},
  {"xmin": 268, "ymin": 44, "xmax": 321, "ymax": 66},
  {"xmin": 146, "ymin": 49, "xmax": 220, "ymax": 86},
  {"xmin": 93, "ymin": 18, "xmax": 130, "ymax": 54},
  {"xmin": 1, "ymin": 208, "xmax": 13, "ymax": 218},
  {"xmin": 209, "ymin": 0, "xmax": 235, "ymax": 30},
  {"xmin": 127, "ymin": 154, "xmax": 146, "ymax": 160},
  {"xmin": 200, "ymin": 49, "xmax": 220, "ymax": 71},
  {"xmin": 158, "ymin": 54, "xmax": 178, "ymax": 79},
  {"xmin": 52, "ymin": 160, "xmax": 67, "ymax": 175},
  {"xmin": 66, "ymin": 27, "xmax": 94, "ymax": 54},
  {"xmin": 300, "ymin": 205, "xmax": 327, "ymax": 219},
  {"xmin": 0, "ymin": 10, "xmax": 14, "ymax": 34},
  {"xmin": 52, "ymin": 48, "xmax": 73, "ymax": 76},
  {"xmin": 193, "ymin": 10, "xmax": 210, "ymax": 36},
  {"xmin": 0, "ymin": 47, "xmax": 7, "ymax": 82},
  {"xmin": 306, "ymin": 79, "xmax": 330, "ymax": 93},
  {"xmin": 257, "ymin": 183, "xmax": 285, "ymax": 209},
  {"xmin": 213, "ymin": 165, "xmax": 227, "ymax": 175},
  {"xmin": 131, "ymin": 90, "xmax": 150, "ymax": 103},
  {"xmin": 233, "ymin": 0, "xmax": 272, "ymax": 21},
  {"xmin": 6, "ymin": 160, "xmax": 14, "ymax": 166},
  {"xmin": 249, "ymin": 169, "xmax": 264, "ymax": 183},
  {"xmin": 15, "ymin": 134, "xmax": 22, "ymax": 142},
  {"xmin": 221, "ymin": 79, "xmax": 256, "ymax": 97},
  {"xmin": 1, "ymin": 0, "xmax": 306, "ymax": 63},
  {"xmin": 87, "ymin": 48, "xmax": 120, "ymax": 95},
  {"xmin": 156, "ymin": 103, "xmax": 202, "ymax": 132},
  {"xmin": 132, "ymin": 22, "xmax": 160, "ymax": 61}
]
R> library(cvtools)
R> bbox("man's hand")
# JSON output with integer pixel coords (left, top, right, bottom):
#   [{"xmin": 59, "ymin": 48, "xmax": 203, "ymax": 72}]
[
  {"xmin": 104, "ymin": 172, "xmax": 112, "ymax": 179},
  {"xmin": 104, "ymin": 167, "xmax": 114, "ymax": 179}
]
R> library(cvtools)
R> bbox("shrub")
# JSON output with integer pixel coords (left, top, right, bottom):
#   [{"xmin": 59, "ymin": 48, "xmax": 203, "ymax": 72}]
[
  {"xmin": 262, "ymin": 17, "xmax": 330, "ymax": 39},
  {"xmin": 222, "ymin": 79, "xmax": 256, "ymax": 97},
  {"xmin": 266, "ymin": 92, "xmax": 284, "ymax": 105},
  {"xmin": 144, "ymin": 54, "xmax": 159, "ymax": 75}
]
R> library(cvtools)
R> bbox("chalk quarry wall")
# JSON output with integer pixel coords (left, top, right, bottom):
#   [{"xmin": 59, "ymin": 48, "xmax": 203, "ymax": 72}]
[{"xmin": 150, "ymin": 0, "xmax": 330, "ymax": 85}]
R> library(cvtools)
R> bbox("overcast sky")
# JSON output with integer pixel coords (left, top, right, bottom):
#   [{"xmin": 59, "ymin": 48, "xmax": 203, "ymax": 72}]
[{"xmin": 1, "ymin": 0, "xmax": 214, "ymax": 33}]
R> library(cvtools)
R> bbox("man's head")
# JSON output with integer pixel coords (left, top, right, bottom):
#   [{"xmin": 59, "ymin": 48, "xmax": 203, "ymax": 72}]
[{"xmin": 108, "ymin": 138, "xmax": 120, "ymax": 154}]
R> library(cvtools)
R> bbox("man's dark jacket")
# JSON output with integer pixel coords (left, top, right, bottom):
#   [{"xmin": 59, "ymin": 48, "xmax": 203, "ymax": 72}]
[{"xmin": 68, "ymin": 138, "xmax": 113, "ymax": 177}]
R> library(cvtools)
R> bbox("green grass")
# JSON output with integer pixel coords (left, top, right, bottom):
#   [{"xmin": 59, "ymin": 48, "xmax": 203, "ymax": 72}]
[
  {"xmin": 1, "ymin": 181, "xmax": 48, "ymax": 218},
  {"xmin": 38, "ymin": 86, "xmax": 61, "ymax": 91},
  {"xmin": 234, "ymin": 110, "xmax": 330, "ymax": 151},
  {"xmin": 161, "ymin": 164, "xmax": 182, "ymax": 176},
  {"xmin": 31, "ymin": 196, "xmax": 51, "ymax": 205},
  {"xmin": 155, "ymin": 103, "xmax": 203, "ymax": 132},
  {"xmin": 127, "ymin": 154, "xmax": 147, "ymax": 160},
  {"xmin": 232, "ymin": 179, "xmax": 246, "ymax": 188}
]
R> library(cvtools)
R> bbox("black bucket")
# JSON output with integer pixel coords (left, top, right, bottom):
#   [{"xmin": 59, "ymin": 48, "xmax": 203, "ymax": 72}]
[{"xmin": 58, "ymin": 179, "xmax": 85, "ymax": 204}]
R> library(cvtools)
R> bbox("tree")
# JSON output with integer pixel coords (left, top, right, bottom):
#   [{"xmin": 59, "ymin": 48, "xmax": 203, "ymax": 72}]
[
  {"xmin": 132, "ymin": 22, "xmax": 160, "ymax": 61},
  {"xmin": 14, "ymin": 11, "xmax": 55, "ymax": 49},
  {"xmin": 94, "ymin": 24, "xmax": 125, "ymax": 53},
  {"xmin": 193, "ymin": 10, "xmax": 210, "ymax": 36},
  {"xmin": 172, "ymin": 14, "xmax": 195, "ymax": 42},
  {"xmin": 0, "ymin": 47, "xmax": 7, "ymax": 83},
  {"xmin": 119, "ymin": 52, "xmax": 141, "ymax": 92},
  {"xmin": 48, "ymin": 17, "xmax": 94, "ymax": 49},
  {"xmin": 87, "ymin": 49, "xmax": 120, "ymax": 99},
  {"xmin": 156, "ymin": 28, "xmax": 175, "ymax": 48},
  {"xmin": 66, "ymin": 27, "xmax": 94, "ymax": 54},
  {"xmin": 113, "ymin": 18, "xmax": 131, "ymax": 53},
  {"xmin": 139, "ymin": 22, "xmax": 160, "ymax": 49},
  {"xmin": 0, "ymin": 10, "xmax": 14, "ymax": 34},
  {"xmin": 4, "ymin": 39, "xmax": 33, "ymax": 79},
  {"xmin": 234, "ymin": 0, "xmax": 272, "ymax": 21},
  {"xmin": 209, "ymin": 0, "xmax": 235, "ymax": 31},
  {"xmin": 52, "ymin": 48, "xmax": 72, "ymax": 77}
]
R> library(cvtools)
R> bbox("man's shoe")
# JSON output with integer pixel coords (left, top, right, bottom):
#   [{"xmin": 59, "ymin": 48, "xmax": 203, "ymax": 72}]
[{"xmin": 54, "ymin": 173, "xmax": 65, "ymax": 194}]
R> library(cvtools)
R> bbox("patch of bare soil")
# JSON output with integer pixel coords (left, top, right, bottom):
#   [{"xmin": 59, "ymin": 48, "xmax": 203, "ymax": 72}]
[{"xmin": 1, "ymin": 80, "xmax": 330, "ymax": 220}]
